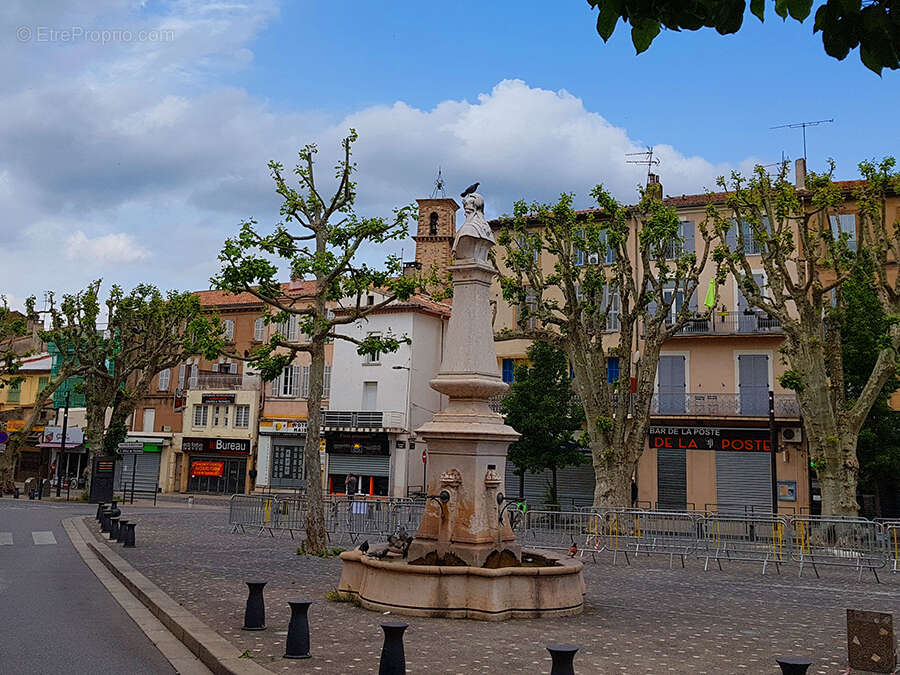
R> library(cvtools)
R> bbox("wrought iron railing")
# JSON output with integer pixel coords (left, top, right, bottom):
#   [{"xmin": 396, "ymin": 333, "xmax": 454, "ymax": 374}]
[
  {"xmin": 650, "ymin": 392, "xmax": 799, "ymax": 417},
  {"xmin": 322, "ymin": 410, "xmax": 406, "ymax": 429},
  {"xmin": 671, "ymin": 311, "xmax": 782, "ymax": 336}
]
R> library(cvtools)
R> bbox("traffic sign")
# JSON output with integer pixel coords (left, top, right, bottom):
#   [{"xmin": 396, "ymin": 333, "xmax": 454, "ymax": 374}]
[
  {"xmin": 421, "ymin": 449, "xmax": 427, "ymax": 464},
  {"xmin": 0, "ymin": 431, "xmax": 8, "ymax": 444},
  {"xmin": 118, "ymin": 442, "xmax": 144, "ymax": 454}
]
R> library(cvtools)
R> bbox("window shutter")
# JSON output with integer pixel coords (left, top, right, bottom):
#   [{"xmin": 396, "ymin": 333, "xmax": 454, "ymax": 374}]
[
  {"xmin": 158, "ymin": 369, "xmax": 170, "ymax": 391},
  {"xmin": 211, "ymin": 363, "xmax": 219, "ymax": 373},
  {"xmin": 682, "ymin": 221, "xmax": 695, "ymax": 253},
  {"xmin": 291, "ymin": 365, "xmax": 301, "ymax": 397},
  {"xmin": 301, "ymin": 365, "xmax": 310, "ymax": 398},
  {"xmin": 689, "ymin": 286, "xmax": 698, "ymax": 313},
  {"xmin": 271, "ymin": 371, "xmax": 281, "ymax": 397},
  {"xmin": 725, "ymin": 221, "xmax": 738, "ymax": 250},
  {"xmin": 254, "ymin": 317, "xmax": 264, "ymax": 342},
  {"xmin": 323, "ymin": 365, "xmax": 331, "ymax": 398},
  {"xmin": 178, "ymin": 365, "xmax": 186, "ymax": 389}
]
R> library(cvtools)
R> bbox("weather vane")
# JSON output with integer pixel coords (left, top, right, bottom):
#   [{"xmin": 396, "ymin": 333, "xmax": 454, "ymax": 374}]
[{"xmin": 431, "ymin": 167, "xmax": 447, "ymax": 198}]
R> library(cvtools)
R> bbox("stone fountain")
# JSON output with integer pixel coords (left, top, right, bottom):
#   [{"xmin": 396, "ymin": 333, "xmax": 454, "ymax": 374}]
[{"xmin": 338, "ymin": 190, "xmax": 584, "ymax": 620}]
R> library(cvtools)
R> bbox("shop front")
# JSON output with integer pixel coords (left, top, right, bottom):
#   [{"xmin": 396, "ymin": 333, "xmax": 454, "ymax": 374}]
[
  {"xmin": 325, "ymin": 432, "xmax": 390, "ymax": 497},
  {"xmin": 39, "ymin": 426, "xmax": 86, "ymax": 487},
  {"xmin": 257, "ymin": 419, "xmax": 307, "ymax": 491},
  {"xmin": 183, "ymin": 436, "xmax": 250, "ymax": 494},
  {"xmin": 8, "ymin": 420, "xmax": 48, "ymax": 481}
]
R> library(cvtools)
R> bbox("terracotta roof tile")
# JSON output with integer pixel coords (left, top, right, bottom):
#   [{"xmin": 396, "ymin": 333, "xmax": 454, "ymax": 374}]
[{"xmin": 195, "ymin": 280, "xmax": 319, "ymax": 308}]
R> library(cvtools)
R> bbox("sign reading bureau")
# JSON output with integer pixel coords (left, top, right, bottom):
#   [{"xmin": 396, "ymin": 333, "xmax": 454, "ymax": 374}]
[
  {"xmin": 649, "ymin": 426, "xmax": 772, "ymax": 452},
  {"xmin": 182, "ymin": 437, "xmax": 250, "ymax": 455}
]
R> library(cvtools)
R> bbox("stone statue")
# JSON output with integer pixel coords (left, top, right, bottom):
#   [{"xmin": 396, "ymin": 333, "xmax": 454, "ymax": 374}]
[{"xmin": 452, "ymin": 192, "xmax": 495, "ymax": 262}]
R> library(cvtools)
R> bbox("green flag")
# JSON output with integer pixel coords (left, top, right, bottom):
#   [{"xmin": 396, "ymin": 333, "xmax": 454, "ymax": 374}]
[{"xmin": 704, "ymin": 278, "xmax": 716, "ymax": 309}]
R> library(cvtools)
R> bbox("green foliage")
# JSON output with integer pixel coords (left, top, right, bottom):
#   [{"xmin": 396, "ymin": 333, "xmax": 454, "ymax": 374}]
[
  {"xmin": 0, "ymin": 295, "xmax": 36, "ymax": 392},
  {"xmin": 586, "ymin": 0, "xmax": 900, "ymax": 73},
  {"xmin": 501, "ymin": 341, "xmax": 586, "ymax": 503},
  {"xmin": 778, "ymin": 370, "xmax": 805, "ymax": 392}
]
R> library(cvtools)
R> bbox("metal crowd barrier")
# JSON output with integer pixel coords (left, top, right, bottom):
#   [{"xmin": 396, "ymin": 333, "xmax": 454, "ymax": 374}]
[
  {"xmin": 790, "ymin": 516, "xmax": 887, "ymax": 582},
  {"xmin": 228, "ymin": 495, "xmax": 281, "ymax": 536},
  {"xmin": 701, "ymin": 513, "xmax": 788, "ymax": 574},
  {"xmin": 604, "ymin": 510, "xmax": 702, "ymax": 568},
  {"xmin": 884, "ymin": 521, "xmax": 899, "ymax": 573}
]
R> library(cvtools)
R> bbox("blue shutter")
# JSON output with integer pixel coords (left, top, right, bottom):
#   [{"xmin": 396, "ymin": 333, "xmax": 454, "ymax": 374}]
[
  {"xmin": 725, "ymin": 221, "xmax": 738, "ymax": 250},
  {"xmin": 502, "ymin": 359, "xmax": 515, "ymax": 383},
  {"xmin": 606, "ymin": 357, "xmax": 620, "ymax": 383},
  {"xmin": 682, "ymin": 221, "xmax": 695, "ymax": 253}
]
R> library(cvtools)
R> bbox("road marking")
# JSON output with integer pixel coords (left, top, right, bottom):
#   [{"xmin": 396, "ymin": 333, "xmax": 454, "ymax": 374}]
[
  {"xmin": 32, "ymin": 531, "xmax": 57, "ymax": 545},
  {"xmin": 0, "ymin": 532, "xmax": 12, "ymax": 545}
]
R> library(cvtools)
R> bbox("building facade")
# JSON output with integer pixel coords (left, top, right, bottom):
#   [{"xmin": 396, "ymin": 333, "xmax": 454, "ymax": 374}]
[{"xmin": 0, "ymin": 353, "xmax": 54, "ymax": 481}]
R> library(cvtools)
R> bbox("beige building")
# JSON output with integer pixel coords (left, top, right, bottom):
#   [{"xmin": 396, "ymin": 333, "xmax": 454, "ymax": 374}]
[{"xmin": 410, "ymin": 166, "xmax": 899, "ymax": 514}]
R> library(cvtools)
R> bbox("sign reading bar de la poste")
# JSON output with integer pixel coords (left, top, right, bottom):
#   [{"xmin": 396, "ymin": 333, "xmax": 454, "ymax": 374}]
[{"xmin": 648, "ymin": 426, "xmax": 772, "ymax": 452}]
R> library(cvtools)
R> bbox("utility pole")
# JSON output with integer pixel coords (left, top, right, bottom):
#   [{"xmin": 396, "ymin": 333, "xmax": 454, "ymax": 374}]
[{"xmin": 56, "ymin": 390, "xmax": 70, "ymax": 497}]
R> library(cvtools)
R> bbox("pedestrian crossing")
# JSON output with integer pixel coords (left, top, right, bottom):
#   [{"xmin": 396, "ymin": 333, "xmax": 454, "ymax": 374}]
[{"xmin": 0, "ymin": 531, "xmax": 58, "ymax": 545}]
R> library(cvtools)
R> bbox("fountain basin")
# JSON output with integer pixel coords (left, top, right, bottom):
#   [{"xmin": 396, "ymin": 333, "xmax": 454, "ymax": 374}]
[{"xmin": 337, "ymin": 549, "xmax": 585, "ymax": 621}]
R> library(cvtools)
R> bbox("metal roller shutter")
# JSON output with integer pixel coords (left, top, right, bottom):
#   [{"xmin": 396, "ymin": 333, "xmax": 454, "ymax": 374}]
[
  {"xmin": 327, "ymin": 454, "xmax": 390, "ymax": 477},
  {"xmin": 657, "ymin": 448, "xmax": 687, "ymax": 510},
  {"xmin": 715, "ymin": 452, "xmax": 772, "ymax": 514},
  {"xmin": 504, "ymin": 459, "xmax": 595, "ymax": 509},
  {"xmin": 114, "ymin": 452, "xmax": 161, "ymax": 496}
]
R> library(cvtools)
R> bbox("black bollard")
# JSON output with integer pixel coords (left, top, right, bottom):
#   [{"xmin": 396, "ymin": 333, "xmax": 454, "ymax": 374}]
[
  {"xmin": 115, "ymin": 519, "xmax": 129, "ymax": 543},
  {"xmin": 95, "ymin": 503, "xmax": 106, "ymax": 521},
  {"xmin": 283, "ymin": 601, "xmax": 312, "ymax": 659},
  {"xmin": 547, "ymin": 644, "xmax": 579, "ymax": 675},
  {"xmin": 108, "ymin": 501, "xmax": 121, "ymax": 518},
  {"xmin": 100, "ymin": 510, "xmax": 111, "ymax": 533},
  {"xmin": 109, "ymin": 517, "xmax": 120, "ymax": 541},
  {"xmin": 242, "ymin": 582, "xmax": 267, "ymax": 631},
  {"xmin": 123, "ymin": 522, "xmax": 136, "ymax": 548},
  {"xmin": 378, "ymin": 622, "xmax": 408, "ymax": 675},
  {"xmin": 776, "ymin": 657, "xmax": 813, "ymax": 674}
]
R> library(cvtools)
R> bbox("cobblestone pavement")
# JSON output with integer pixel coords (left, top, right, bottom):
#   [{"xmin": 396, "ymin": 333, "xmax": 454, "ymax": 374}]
[{"xmin": 91, "ymin": 508, "xmax": 899, "ymax": 674}]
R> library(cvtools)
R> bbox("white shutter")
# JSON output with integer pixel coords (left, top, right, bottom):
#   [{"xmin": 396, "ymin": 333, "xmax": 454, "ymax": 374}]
[
  {"xmin": 323, "ymin": 365, "xmax": 331, "ymax": 398},
  {"xmin": 254, "ymin": 317, "xmax": 264, "ymax": 342},
  {"xmin": 211, "ymin": 363, "xmax": 219, "ymax": 372},
  {"xmin": 271, "ymin": 371, "xmax": 282, "ymax": 397},
  {"xmin": 158, "ymin": 369, "xmax": 170, "ymax": 391},
  {"xmin": 178, "ymin": 365, "xmax": 186, "ymax": 389},
  {"xmin": 290, "ymin": 365, "xmax": 301, "ymax": 397},
  {"xmin": 301, "ymin": 365, "xmax": 310, "ymax": 398}
]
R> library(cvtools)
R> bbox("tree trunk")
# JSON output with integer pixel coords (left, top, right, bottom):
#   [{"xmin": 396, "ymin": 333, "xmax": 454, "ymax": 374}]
[
  {"xmin": 302, "ymin": 338, "xmax": 328, "ymax": 554},
  {"xmin": 590, "ymin": 437, "xmax": 638, "ymax": 508},
  {"xmin": 809, "ymin": 428, "xmax": 860, "ymax": 517}
]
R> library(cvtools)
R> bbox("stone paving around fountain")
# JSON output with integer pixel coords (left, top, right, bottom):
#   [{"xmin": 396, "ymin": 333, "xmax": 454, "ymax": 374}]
[{"xmin": 91, "ymin": 507, "xmax": 899, "ymax": 674}]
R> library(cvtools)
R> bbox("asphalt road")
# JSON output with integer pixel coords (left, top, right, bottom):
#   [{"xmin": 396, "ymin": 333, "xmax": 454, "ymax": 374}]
[{"xmin": 0, "ymin": 499, "xmax": 175, "ymax": 674}]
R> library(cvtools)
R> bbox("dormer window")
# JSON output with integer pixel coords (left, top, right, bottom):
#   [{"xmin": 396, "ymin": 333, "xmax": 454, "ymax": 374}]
[{"xmin": 429, "ymin": 212, "xmax": 439, "ymax": 236}]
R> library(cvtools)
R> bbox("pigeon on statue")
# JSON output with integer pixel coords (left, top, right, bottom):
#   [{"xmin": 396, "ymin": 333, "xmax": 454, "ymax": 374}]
[
  {"xmin": 460, "ymin": 182, "xmax": 480, "ymax": 198},
  {"xmin": 358, "ymin": 540, "xmax": 369, "ymax": 553}
]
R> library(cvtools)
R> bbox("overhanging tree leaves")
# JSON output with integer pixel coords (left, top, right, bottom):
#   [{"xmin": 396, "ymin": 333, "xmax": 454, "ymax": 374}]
[
  {"xmin": 212, "ymin": 130, "xmax": 423, "ymax": 554},
  {"xmin": 500, "ymin": 340, "xmax": 586, "ymax": 505},
  {"xmin": 44, "ymin": 282, "xmax": 223, "ymax": 478},
  {"xmin": 706, "ymin": 159, "xmax": 900, "ymax": 516},
  {"xmin": 496, "ymin": 187, "xmax": 718, "ymax": 507},
  {"xmin": 586, "ymin": 0, "xmax": 900, "ymax": 74}
]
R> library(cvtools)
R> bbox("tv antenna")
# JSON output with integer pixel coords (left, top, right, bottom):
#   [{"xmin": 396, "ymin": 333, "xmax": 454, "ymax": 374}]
[
  {"xmin": 431, "ymin": 167, "xmax": 447, "ymax": 198},
  {"xmin": 626, "ymin": 147, "xmax": 661, "ymax": 182},
  {"xmin": 770, "ymin": 119, "xmax": 833, "ymax": 160}
]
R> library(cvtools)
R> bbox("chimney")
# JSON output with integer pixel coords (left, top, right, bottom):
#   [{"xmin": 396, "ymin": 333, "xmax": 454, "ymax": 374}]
[
  {"xmin": 403, "ymin": 261, "xmax": 422, "ymax": 278},
  {"xmin": 795, "ymin": 158, "xmax": 807, "ymax": 190},
  {"xmin": 646, "ymin": 173, "xmax": 662, "ymax": 200}
]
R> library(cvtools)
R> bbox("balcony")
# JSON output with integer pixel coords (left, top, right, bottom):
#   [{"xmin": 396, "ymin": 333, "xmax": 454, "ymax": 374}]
[
  {"xmin": 322, "ymin": 410, "xmax": 406, "ymax": 431},
  {"xmin": 651, "ymin": 392, "xmax": 799, "ymax": 418},
  {"xmin": 187, "ymin": 370, "xmax": 258, "ymax": 391},
  {"xmin": 670, "ymin": 310, "xmax": 782, "ymax": 336}
]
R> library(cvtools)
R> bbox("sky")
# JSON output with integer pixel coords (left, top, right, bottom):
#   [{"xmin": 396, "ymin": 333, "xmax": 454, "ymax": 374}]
[{"xmin": 2, "ymin": 0, "xmax": 898, "ymax": 310}]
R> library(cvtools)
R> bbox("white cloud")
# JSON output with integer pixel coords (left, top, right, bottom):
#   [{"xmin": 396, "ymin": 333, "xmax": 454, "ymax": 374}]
[
  {"xmin": 0, "ymin": 2, "xmax": 761, "ymax": 305},
  {"xmin": 65, "ymin": 231, "xmax": 151, "ymax": 263}
]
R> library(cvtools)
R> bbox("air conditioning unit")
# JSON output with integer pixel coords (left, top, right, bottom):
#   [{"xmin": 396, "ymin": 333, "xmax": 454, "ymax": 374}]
[{"xmin": 780, "ymin": 426, "xmax": 803, "ymax": 444}]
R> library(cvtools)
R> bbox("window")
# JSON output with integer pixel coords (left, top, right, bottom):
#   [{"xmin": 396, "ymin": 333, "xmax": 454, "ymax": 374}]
[
  {"xmin": 142, "ymin": 408, "xmax": 155, "ymax": 432},
  {"xmin": 362, "ymin": 381, "xmax": 378, "ymax": 410},
  {"xmin": 603, "ymin": 287, "xmax": 621, "ymax": 332},
  {"xmin": 273, "ymin": 364, "xmax": 300, "ymax": 397},
  {"xmin": 429, "ymin": 212, "xmax": 439, "ymax": 236},
  {"xmin": 607, "ymin": 356, "xmax": 620, "ymax": 383},
  {"xmin": 157, "ymin": 368, "xmax": 170, "ymax": 391},
  {"xmin": 517, "ymin": 234, "xmax": 539, "ymax": 263},
  {"xmin": 38, "ymin": 376, "xmax": 49, "ymax": 394},
  {"xmin": 501, "ymin": 358, "xmax": 515, "ymax": 383},
  {"xmin": 212, "ymin": 405, "xmax": 229, "ymax": 427},
  {"xmin": 235, "ymin": 405, "xmax": 250, "ymax": 428},
  {"xmin": 323, "ymin": 365, "xmax": 332, "ymax": 399},
  {"xmin": 223, "ymin": 319, "xmax": 235, "ymax": 342},
  {"xmin": 276, "ymin": 315, "xmax": 300, "ymax": 342},
  {"xmin": 664, "ymin": 221, "xmax": 695, "ymax": 260},
  {"xmin": 365, "ymin": 332, "xmax": 381, "ymax": 364},
  {"xmin": 829, "ymin": 214, "xmax": 858, "ymax": 252},
  {"xmin": 663, "ymin": 287, "xmax": 685, "ymax": 324},
  {"xmin": 7, "ymin": 381, "xmax": 20, "ymax": 402},
  {"xmin": 192, "ymin": 404, "xmax": 208, "ymax": 427},
  {"xmin": 253, "ymin": 317, "xmax": 265, "ymax": 342},
  {"xmin": 272, "ymin": 445, "xmax": 303, "ymax": 482},
  {"xmin": 519, "ymin": 290, "xmax": 538, "ymax": 330},
  {"xmin": 178, "ymin": 364, "xmax": 186, "ymax": 390}
]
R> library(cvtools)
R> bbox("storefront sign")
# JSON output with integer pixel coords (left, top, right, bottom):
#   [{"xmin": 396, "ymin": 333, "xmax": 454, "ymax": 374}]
[
  {"xmin": 261, "ymin": 419, "xmax": 308, "ymax": 434},
  {"xmin": 41, "ymin": 426, "xmax": 84, "ymax": 446},
  {"xmin": 173, "ymin": 389, "xmax": 186, "ymax": 413},
  {"xmin": 327, "ymin": 433, "xmax": 388, "ymax": 456},
  {"xmin": 202, "ymin": 393, "xmax": 236, "ymax": 405},
  {"xmin": 648, "ymin": 426, "xmax": 772, "ymax": 452},
  {"xmin": 182, "ymin": 437, "xmax": 250, "ymax": 455},
  {"xmin": 190, "ymin": 460, "xmax": 225, "ymax": 477},
  {"xmin": 117, "ymin": 442, "xmax": 144, "ymax": 454}
]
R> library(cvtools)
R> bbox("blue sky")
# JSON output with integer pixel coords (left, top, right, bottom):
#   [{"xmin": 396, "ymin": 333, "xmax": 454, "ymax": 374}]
[{"xmin": 1, "ymin": 0, "xmax": 897, "ymax": 308}]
